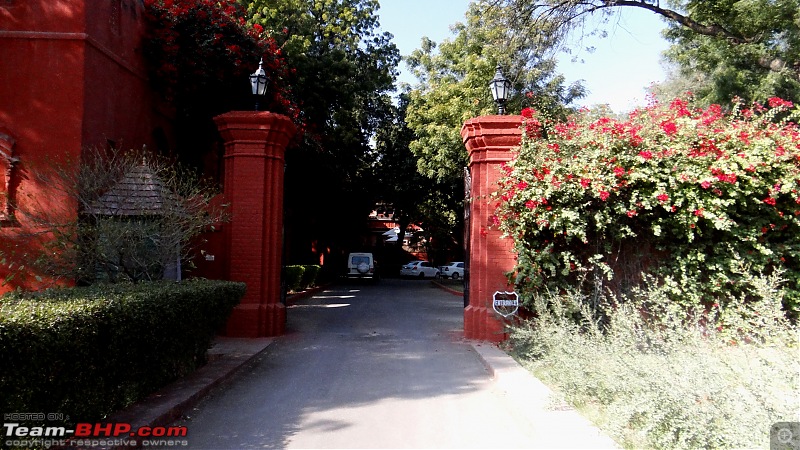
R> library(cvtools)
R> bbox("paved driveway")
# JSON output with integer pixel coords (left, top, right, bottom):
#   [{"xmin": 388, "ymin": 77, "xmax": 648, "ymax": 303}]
[{"xmin": 165, "ymin": 279, "xmax": 543, "ymax": 449}]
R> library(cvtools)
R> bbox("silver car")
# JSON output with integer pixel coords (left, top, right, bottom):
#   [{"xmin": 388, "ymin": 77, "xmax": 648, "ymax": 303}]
[{"xmin": 400, "ymin": 260, "xmax": 440, "ymax": 278}]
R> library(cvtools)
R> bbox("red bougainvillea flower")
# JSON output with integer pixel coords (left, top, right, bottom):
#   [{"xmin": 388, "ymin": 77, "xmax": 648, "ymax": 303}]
[
  {"xmin": 657, "ymin": 194, "xmax": 669, "ymax": 203},
  {"xmin": 525, "ymin": 200, "xmax": 538, "ymax": 209},
  {"xmin": 599, "ymin": 190, "xmax": 610, "ymax": 201},
  {"xmin": 711, "ymin": 168, "xmax": 737, "ymax": 184},
  {"xmin": 580, "ymin": 178, "xmax": 591, "ymax": 188},
  {"xmin": 660, "ymin": 120, "xmax": 678, "ymax": 136},
  {"xmin": 763, "ymin": 197, "xmax": 777, "ymax": 206},
  {"xmin": 638, "ymin": 150, "xmax": 653, "ymax": 160},
  {"xmin": 626, "ymin": 210, "xmax": 637, "ymax": 217},
  {"xmin": 669, "ymin": 97, "xmax": 691, "ymax": 117},
  {"xmin": 701, "ymin": 180, "xmax": 712, "ymax": 189},
  {"xmin": 694, "ymin": 208, "xmax": 704, "ymax": 217},
  {"xmin": 768, "ymin": 97, "xmax": 794, "ymax": 109}
]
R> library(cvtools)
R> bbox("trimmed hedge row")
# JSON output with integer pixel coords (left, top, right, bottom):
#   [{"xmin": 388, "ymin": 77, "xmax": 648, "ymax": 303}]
[
  {"xmin": 0, "ymin": 279, "xmax": 245, "ymax": 426},
  {"xmin": 285, "ymin": 265, "xmax": 321, "ymax": 292}
]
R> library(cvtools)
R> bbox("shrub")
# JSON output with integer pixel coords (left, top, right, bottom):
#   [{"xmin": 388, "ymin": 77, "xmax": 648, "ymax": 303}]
[
  {"xmin": 507, "ymin": 280, "xmax": 799, "ymax": 449},
  {"xmin": 494, "ymin": 96, "xmax": 800, "ymax": 322},
  {"xmin": 284, "ymin": 265, "xmax": 305, "ymax": 292},
  {"xmin": 301, "ymin": 264, "xmax": 321, "ymax": 288},
  {"xmin": 0, "ymin": 279, "xmax": 244, "ymax": 429},
  {"xmin": 6, "ymin": 147, "xmax": 227, "ymax": 286}
]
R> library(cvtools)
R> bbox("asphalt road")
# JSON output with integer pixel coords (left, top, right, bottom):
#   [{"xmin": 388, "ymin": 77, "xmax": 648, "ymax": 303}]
[{"xmin": 167, "ymin": 278, "xmax": 543, "ymax": 449}]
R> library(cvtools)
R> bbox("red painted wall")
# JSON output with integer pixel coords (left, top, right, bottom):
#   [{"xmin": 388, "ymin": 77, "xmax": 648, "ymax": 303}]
[{"xmin": 0, "ymin": 0, "xmax": 171, "ymax": 293}]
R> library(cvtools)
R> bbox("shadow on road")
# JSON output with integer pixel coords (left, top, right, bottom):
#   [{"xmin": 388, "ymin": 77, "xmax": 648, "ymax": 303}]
[{"xmin": 170, "ymin": 279, "xmax": 511, "ymax": 449}]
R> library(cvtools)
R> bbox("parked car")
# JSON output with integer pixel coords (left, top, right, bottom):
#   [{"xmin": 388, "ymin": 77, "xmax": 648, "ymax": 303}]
[
  {"xmin": 400, "ymin": 260, "xmax": 439, "ymax": 278},
  {"xmin": 438, "ymin": 262, "xmax": 464, "ymax": 280},
  {"xmin": 346, "ymin": 252, "xmax": 377, "ymax": 280}
]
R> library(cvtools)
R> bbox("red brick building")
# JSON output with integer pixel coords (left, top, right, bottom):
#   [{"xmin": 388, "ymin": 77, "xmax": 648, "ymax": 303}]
[{"xmin": 0, "ymin": 0, "xmax": 172, "ymax": 293}]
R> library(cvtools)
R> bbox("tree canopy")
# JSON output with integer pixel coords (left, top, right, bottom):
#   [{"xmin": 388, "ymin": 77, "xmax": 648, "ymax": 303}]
[
  {"xmin": 143, "ymin": 0, "xmax": 299, "ymax": 169},
  {"xmin": 490, "ymin": 0, "xmax": 800, "ymax": 105},
  {"xmin": 246, "ymin": 0, "xmax": 401, "ymax": 263},
  {"xmin": 403, "ymin": 0, "xmax": 584, "ymax": 257}
]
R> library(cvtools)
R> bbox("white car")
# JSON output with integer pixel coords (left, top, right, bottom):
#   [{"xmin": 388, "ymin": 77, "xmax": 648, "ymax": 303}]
[
  {"xmin": 346, "ymin": 252, "xmax": 377, "ymax": 279},
  {"xmin": 438, "ymin": 262, "xmax": 464, "ymax": 280},
  {"xmin": 400, "ymin": 260, "xmax": 439, "ymax": 278}
]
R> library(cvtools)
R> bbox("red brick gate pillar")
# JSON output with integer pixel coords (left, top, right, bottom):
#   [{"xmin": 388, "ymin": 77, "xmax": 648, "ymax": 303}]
[
  {"xmin": 461, "ymin": 115, "xmax": 523, "ymax": 342},
  {"xmin": 214, "ymin": 111, "xmax": 296, "ymax": 337}
]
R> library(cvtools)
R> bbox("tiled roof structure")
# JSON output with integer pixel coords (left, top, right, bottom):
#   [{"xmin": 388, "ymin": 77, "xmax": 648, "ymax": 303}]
[{"xmin": 88, "ymin": 162, "xmax": 180, "ymax": 216}]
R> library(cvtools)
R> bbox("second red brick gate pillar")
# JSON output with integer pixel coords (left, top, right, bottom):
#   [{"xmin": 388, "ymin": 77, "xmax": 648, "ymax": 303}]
[
  {"xmin": 461, "ymin": 114, "xmax": 523, "ymax": 342},
  {"xmin": 214, "ymin": 111, "xmax": 296, "ymax": 338}
]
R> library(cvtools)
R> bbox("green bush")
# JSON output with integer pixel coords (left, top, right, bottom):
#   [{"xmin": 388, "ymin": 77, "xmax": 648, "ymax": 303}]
[
  {"xmin": 507, "ymin": 280, "xmax": 799, "ymax": 449},
  {"xmin": 284, "ymin": 265, "xmax": 305, "ymax": 292},
  {"xmin": 301, "ymin": 264, "xmax": 321, "ymax": 288},
  {"xmin": 0, "ymin": 279, "xmax": 244, "ymax": 429},
  {"xmin": 495, "ymin": 97, "xmax": 800, "ymax": 322}
]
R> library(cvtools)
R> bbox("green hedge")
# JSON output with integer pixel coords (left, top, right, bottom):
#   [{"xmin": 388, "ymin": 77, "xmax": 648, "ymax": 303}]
[
  {"xmin": 0, "ymin": 279, "xmax": 244, "ymax": 427},
  {"xmin": 285, "ymin": 265, "xmax": 305, "ymax": 292},
  {"xmin": 301, "ymin": 264, "xmax": 321, "ymax": 288}
]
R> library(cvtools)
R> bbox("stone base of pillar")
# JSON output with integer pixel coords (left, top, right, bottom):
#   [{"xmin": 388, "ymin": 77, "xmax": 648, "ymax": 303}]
[
  {"xmin": 224, "ymin": 303, "xmax": 286, "ymax": 338},
  {"xmin": 464, "ymin": 305, "xmax": 507, "ymax": 342}
]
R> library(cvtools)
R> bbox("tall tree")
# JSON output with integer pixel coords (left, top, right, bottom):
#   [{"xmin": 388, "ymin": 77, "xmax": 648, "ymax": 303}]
[
  {"xmin": 371, "ymin": 94, "xmax": 461, "ymax": 266},
  {"xmin": 491, "ymin": 0, "xmax": 800, "ymax": 105},
  {"xmin": 404, "ymin": 0, "xmax": 583, "ymax": 259},
  {"xmin": 143, "ymin": 0, "xmax": 298, "ymax": 171},
  {"xmin": 246, "ymin": 0, "xmax": 400, "ymax": 266}
]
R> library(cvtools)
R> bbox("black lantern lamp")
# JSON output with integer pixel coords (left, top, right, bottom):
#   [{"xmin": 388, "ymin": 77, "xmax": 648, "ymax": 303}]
[
  {"xmin": 489, "ymin": 64, "xmax": 512, "ymax": 115},
  {"xmin": 249, "ymin": 58, "xmax": 269, "ymax": 111}
]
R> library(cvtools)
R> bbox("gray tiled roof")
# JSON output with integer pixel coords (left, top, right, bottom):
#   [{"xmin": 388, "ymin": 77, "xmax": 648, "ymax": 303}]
[{"xmin": 88, "ymin": 163, "xmax": 180, "ymax": 216}]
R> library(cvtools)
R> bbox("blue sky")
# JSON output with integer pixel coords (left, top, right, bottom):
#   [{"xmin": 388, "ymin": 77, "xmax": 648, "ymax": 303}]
[{"xmin": 377, "ymin": 0, "xmax": 670, "ymax": 112}]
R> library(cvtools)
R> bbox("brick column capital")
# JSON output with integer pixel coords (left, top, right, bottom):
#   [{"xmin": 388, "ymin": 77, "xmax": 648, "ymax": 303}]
[
  {"xmin": 213, "ymin": 111, "xmax": 295, "ymax": 156},
  {"xmin": 461, "ymin": 115, "xmax": 522, "ymax": 163}
]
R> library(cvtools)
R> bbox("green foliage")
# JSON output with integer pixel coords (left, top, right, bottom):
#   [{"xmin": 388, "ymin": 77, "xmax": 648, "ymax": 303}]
[
  {"xmin": 404, "ymin": 0, "xmax": 583, "ymax": 259},
  {"xmin": 285, "ymin": 265, "xmax": 305, "ymax": 292},
  {"xmin": 406, "ymin": 1, "xmax": 581, "ymax": 184},
  {"xmin": 143, "ymin": 0, "xmax": 296, "ymax": 114},
  {"xmin": 508, "ymin": 282, "xmax": 798, "ymax": 449},
  {"xmin": 495, "ymin": 96, "xmax": 800, "ymax": 319},
  {"xmin": 5, "ymin": 147, "xmax": 227, "ymax": 286},
  {"xmin": 660, "ymin": 0, "xmax": 800, "ymax": 106},
  {"xmin": 491, "ymin": 0, "xmax": 800, "ymax": 107},
  {"xmin": 246, "ymin": 0, "xmax": 400, "ymax": 261},
  {"xmin": 372, "ymin": 94, "xmax": 450, "ymax": 256},
  {"xmin": 0, "ymin": 279, "xmax": 244, "ymax": 427},
  {"xmin": 300, "ymin": 264, "xmax": 321, "ymax": 288},
  {"xmin": 142, "ymin": 0, "xmax": 301, "ymax": 169}
]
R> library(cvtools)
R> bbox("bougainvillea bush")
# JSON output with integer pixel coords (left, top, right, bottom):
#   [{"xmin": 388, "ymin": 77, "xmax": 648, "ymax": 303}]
[
  {"xmin": 495, "ymin": 95, "xmax": 800, "ymax": 324},
  {"xmin": 143, "ymin": 0, "xmax": 300, "ymax": 124}
]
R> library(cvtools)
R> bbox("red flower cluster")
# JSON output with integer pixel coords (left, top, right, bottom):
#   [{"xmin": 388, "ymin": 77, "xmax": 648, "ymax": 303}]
[
  {"xmin": 522, "ymin": 108, "xmax": 543, "ymax": 138},
  {"xmin": 711, "ymin": 168, "xmax": 737, "ymax": 184},
  {"xmin": 768, "ymin": 97, "xmax": 794, "ymax": 109},
  {"xmin": 660, "ymin": 120, "xmax": 678, "ymax": 136}
]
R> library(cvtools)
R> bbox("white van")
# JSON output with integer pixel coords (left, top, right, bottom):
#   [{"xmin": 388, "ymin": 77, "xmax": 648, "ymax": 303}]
[{"xmin": 346, "ymin": 252, "xmax": 377, "ymax": 280}]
